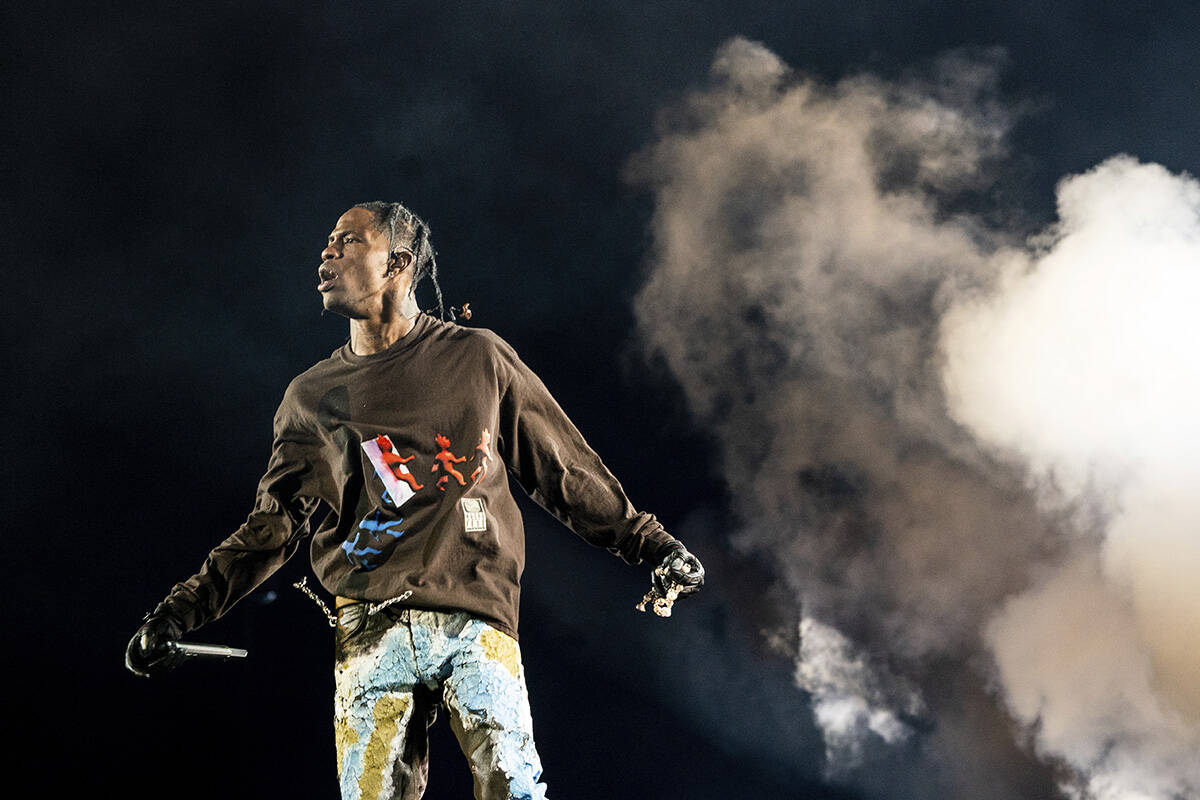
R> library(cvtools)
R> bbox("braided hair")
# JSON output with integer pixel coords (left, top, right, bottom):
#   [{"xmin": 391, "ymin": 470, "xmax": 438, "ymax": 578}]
[{"xmin": 353, "ymin": 201, "xmax": 447, "ymax": 321}]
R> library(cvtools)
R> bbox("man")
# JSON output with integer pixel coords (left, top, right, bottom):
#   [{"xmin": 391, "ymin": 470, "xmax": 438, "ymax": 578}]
[{"xmin": 125, "ymin": 202, "xmax": 705, "ymax": 800}]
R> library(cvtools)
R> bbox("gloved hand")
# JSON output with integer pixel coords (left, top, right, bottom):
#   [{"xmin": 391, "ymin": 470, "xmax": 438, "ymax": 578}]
[
  {"xmin": 124, "ymin": 604, "xmax": 186, "ymax": 678},
  {"xmin": 652, "ymin": 542, "xmax": 705, "ymax": 599}
]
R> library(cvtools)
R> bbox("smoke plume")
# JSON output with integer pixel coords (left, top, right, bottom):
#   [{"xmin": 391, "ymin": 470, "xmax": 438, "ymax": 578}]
[
  {"xmin": 943, "ymin": 155, "xmax": 1200, "ymax": 799},
  {"xmin": 629, "ymin": 36, "xmax": 1200, "ymax": 798}
]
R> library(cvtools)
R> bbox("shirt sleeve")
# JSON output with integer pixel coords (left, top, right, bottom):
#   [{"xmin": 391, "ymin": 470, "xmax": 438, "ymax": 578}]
[
  {"xmin": 491, "ymin": 335, "xmax": 678, "ymax": 566},
  {"xmin": 161, "ymin": 385, "xmax": 322, "ymax": 632}
]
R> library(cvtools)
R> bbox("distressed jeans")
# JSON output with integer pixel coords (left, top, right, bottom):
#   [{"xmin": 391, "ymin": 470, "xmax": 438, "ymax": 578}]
[{"xmin": 334, "ymin": 605, "xmax": 548, "ymax": 800}]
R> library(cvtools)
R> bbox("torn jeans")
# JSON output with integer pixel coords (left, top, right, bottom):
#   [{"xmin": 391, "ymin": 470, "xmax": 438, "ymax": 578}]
[{"xmin": 334, "ymin": 605, "xmax": 548, "ymax": 800}]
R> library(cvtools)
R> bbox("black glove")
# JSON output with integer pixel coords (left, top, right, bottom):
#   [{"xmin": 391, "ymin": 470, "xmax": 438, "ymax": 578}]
[
  {"xmin": 652, "ymin": 542, "xmax": 705, "ymax": 599},
  {"xmin": 125, "ymin": 604, "xmax": 186, "ymax": 678}
]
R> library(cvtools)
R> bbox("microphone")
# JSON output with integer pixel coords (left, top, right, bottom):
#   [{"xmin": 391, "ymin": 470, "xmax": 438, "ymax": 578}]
[{"xmin": 166, "ymin": 641, "xmax": 249, "ymax": 660}]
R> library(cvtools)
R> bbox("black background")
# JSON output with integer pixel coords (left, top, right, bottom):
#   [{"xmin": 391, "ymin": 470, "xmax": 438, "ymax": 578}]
[{"xmin": 6, "ymin": 2, "xmax": 1200, "ymax": 798}]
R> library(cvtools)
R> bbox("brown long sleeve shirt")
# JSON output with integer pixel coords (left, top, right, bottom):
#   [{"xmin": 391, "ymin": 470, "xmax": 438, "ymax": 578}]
[{"xmin": 161, "ymin": 312, "xmax": 677, "ymax": 639}]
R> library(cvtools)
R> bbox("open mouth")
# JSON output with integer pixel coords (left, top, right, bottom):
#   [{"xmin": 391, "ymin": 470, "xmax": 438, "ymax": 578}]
[{"xmin": 317, "ymin": 265, "xmax": 339, "ymax": 292}]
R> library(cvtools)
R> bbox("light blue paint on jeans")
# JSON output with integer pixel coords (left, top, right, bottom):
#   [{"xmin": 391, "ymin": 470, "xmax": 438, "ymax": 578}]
[{"xmin": 334, "ymin": 607, "xmax": 547, "ymax": 800}]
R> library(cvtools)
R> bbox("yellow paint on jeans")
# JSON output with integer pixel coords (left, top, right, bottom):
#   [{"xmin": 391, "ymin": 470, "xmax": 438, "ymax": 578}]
[
  {"xmin": 335, "ymin": 714, "xmax": 359, "ymax": 778},
  {"xmin": 479, "ymin": 626, "xmax": 520, "ymax": 679},
  {"xmin": 358, "ymin": 693, "xmax": 411, "ymax": 800}
]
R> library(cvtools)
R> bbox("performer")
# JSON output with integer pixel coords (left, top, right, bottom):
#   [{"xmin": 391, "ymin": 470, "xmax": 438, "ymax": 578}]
[{"xmin": 125, "ymin": 202, "xmax": 705, "ymax": 800}]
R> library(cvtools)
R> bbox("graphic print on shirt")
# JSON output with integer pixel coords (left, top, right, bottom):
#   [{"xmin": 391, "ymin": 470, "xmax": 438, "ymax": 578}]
[
  {"xmin": 432, "ymin": 433, "xmax": 468, "ymax": 491},
  {"xmin": 362, "ymin": 434, "xmax": 424, "ymax": 505},
  {"xmin": 340, "ymin": 509, "xmax": 406, "ymax": 570},
  {"xmin": 344, "ymin": 428, "xmax": 495, "ymax": 567},
  {"xmin": 470, "ymin": 428, "xmax": 493, "ymax": 483},
  {"xmin": 342, "ymin": 434, "xmax": 421, "ymax": 570}
]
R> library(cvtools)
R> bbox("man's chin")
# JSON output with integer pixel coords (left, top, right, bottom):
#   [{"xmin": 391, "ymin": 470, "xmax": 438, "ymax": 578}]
[{"xmin": 320, "ymin": 296, "xmax": 351, "ymax": 318}]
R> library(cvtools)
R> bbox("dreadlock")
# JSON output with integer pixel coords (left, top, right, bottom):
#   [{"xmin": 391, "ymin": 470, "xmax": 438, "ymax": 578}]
[{"xmin": 353, "ymin": 200, "xmax": 447, "ymax": 321}]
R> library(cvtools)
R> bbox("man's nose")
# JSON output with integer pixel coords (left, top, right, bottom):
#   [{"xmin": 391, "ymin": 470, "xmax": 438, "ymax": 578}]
[{"xmin": 321, "ymin": 243, "xmax": 339, "ymax": 260}]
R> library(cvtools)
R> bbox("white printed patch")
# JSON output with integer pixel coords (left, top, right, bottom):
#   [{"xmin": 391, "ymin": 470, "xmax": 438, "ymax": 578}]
[{"xmin": 461, "ymin": 497, "xmax": 487, "ymax": 532}]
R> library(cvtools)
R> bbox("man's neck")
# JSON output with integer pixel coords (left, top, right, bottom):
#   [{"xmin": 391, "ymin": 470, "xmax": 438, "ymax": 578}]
[{"xmin": 348, "ymin": 296, "xmax": 421, "ymax": 355}]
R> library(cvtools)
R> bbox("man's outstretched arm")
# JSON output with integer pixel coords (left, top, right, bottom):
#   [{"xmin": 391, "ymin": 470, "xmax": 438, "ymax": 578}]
[
  {"xmin": 125, "ymin": 385, "xmax": 322, "ymax": 676},
  {"xmin": 491, "ymin": 334, "xmax": 704, "ymax": 600}
]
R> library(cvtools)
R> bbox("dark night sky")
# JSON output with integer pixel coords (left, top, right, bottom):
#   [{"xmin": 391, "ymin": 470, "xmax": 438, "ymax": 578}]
[{"xmin": 6, "ymin": 2, "xmax": 1200, "ymax": 798}]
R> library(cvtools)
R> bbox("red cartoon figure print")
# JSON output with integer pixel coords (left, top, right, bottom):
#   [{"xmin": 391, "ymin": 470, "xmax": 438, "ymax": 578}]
[
  {"xmin": 431, "ymin": 433, "xmax": 468, "ymax": 491},
  {"xmin": 470, "ymin": 428, "xmax": 493, "ymax": 484},
  {"xmin": 373, "ymin": 434, "xmax": 424, "ymax": 491}
]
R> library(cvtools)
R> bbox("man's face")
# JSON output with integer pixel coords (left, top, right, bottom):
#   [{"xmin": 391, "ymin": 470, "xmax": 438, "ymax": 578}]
[{"xmin": 318, "ymin": 207, "xmax": 409, "ymax": 318}]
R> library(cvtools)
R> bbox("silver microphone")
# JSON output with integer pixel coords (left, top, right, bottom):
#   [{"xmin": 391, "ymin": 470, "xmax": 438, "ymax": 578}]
[{"xmin": 167, "ymin": 641, "xmax": 249, "ymax": 660}]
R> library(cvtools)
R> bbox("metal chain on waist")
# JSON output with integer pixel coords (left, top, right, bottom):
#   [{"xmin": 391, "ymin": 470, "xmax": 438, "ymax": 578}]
[
  {"xmin": 292, "ymin": 576, "xmax": 413, "ymax": 627},
  {"xmin": 293, "ymin": 576, "xmax": 337, "ymax": 627},
  {"xmin": 364, "ymin": 593, "xmax": 412, "ymax": 614}
]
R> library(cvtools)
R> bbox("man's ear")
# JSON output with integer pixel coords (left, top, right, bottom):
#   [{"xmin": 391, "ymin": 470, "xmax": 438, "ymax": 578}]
[{"xmin": 387, "ymin": 248, "xmax": 415, "ymax": 274}]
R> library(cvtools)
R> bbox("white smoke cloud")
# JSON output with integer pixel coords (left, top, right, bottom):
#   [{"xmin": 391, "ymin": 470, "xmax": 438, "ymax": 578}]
[
  {"xmin": 630, "ymin": 36, "xmax": 1200, "ymax": 799},
  {"xmin": 796, "ymin": 616, "xmax": 923, "ymax": 770},
  {"xmin": 943, "ymin": 156, "xmax": 1200, "ymax": 798},
  {"xmin": 984, "ymin": 552, "xmax": 1199, "ymax": 800}
]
